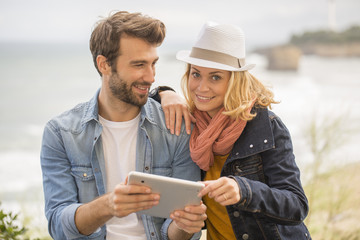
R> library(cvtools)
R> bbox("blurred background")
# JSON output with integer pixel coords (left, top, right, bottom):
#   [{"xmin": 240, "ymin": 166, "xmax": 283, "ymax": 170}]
[{"xmin": 0, "ymin": 0, "xmax": 359, "ymax": 239}]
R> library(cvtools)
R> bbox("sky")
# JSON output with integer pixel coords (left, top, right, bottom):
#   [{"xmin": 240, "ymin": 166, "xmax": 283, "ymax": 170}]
[{"xmin": 1, "ymin": 0, "xmax": 360, "ymax": 51}]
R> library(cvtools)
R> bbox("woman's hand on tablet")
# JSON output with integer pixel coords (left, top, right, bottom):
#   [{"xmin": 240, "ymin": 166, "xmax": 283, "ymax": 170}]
[{"xmin": 198, "ymin": 177, "xmax": 241, "ymax": 206}]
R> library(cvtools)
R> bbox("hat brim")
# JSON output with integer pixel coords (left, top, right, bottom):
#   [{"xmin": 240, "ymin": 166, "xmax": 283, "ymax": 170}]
[{"xmin": 176, "ymin": 50, "xmax": 255, "ymax": 72}]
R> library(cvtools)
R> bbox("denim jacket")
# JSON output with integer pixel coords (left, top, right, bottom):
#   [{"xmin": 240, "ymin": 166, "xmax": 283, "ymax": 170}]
[
  {"xmin": 219, "ymin": 107, "xmax": 312, "ymax": 240},
  {"xmin": 40, "ymin": 89, "xmax": 201, "ymax": 240}
]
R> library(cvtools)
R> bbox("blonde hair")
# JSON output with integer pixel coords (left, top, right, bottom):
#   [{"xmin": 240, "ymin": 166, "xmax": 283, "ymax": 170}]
[{"xmin": 181, "ymin": 64, "xmax": 278, "ymax": 121}]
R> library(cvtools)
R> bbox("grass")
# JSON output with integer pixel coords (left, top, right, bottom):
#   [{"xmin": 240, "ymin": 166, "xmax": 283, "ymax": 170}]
[{"xmin": 304, "ymin": 162, "xmax": 360, "ymax": 240}]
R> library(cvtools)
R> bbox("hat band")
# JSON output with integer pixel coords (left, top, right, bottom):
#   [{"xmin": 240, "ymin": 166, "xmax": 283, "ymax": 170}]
[{"xmin": 189, "ymin": 47, "xmax": 245, "ymax": 69}]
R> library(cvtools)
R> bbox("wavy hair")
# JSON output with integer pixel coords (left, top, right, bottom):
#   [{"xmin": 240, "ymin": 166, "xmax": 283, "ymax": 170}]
[{"xmin": 181, "ymin": 64, "xmax": 279, "ymax": 121}]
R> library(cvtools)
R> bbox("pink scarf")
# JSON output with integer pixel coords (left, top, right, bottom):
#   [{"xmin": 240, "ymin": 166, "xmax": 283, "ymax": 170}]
[{"xmin": 189, "ymin": 107, "xmax": 248, "ymax": 171}]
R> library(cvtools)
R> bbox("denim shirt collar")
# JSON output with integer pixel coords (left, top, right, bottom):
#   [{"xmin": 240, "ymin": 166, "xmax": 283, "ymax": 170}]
[
  {"xmin": 81, "ymin": 88, "xmax": 100, "ymax": 126},
  {"xmin": 80, "ymin": 88, "xmax": 158, "ymax": 128},
  {"xmin": 227, "ymin": 107, "xmax": 275, "ymax": 161},
  {"xmin": 139, "ymin": 98, "xmax": 158, "ymax": 127}
]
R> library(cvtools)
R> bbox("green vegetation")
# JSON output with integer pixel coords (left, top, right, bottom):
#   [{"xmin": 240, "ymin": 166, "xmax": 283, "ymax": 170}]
[
  {"xmin": 0, "ymin": 202, "xmax": 48, "ymax": 240},
  {"xmin": 0, "ymin": 202, "xmax": 27, "ymax": 240},
  {"xmin": 290, "ymin": 25, "xmax": 360, "ymax": 45}
]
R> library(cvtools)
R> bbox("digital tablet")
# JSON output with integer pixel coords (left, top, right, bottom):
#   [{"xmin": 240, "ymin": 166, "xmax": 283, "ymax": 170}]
[{"xmin": 127, "ymin": 171, "xmax": 204, "ymax": 218}]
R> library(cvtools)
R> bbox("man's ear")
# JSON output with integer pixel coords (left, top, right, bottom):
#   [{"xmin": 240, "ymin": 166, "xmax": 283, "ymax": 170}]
[{"xmin": 96, "ymin": 55, "xmax": 111, "ymax": 75}]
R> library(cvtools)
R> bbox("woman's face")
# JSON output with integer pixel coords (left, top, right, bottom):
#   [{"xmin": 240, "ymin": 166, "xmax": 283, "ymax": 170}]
[{"xmin": 188, "ymin": 65, "xmax": 231, "ymax": 118}]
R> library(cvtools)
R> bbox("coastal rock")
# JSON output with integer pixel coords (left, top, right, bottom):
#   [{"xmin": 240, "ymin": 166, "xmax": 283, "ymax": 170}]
[
  {"xmin": 266, "ymin": 45, "xmax": 302, "ymax": 71},
  {"xmin": 301, "ymin": 43, "xmax": 360, "ymax": 57}
]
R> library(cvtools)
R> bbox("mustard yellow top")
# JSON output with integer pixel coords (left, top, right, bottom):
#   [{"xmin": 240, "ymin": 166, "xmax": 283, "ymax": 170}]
[{"xmin": 203, "ymin": 154, "xmax": 236, "ymax": 240}]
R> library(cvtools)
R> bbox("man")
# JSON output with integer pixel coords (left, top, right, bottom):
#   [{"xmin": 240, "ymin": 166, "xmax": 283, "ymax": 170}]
[{"xmin": 40, "ymin": 11, "xmax": 206, "ymax": 240}]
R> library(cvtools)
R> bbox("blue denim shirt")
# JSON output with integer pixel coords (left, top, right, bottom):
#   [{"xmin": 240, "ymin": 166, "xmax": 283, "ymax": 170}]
[
  {"xmin": 219, "ymin": 107, "xmax": 311, "ymax": 240},
  {"xmin": 40, "ymin": 89, "xmax": 201, "ymax": 240}
]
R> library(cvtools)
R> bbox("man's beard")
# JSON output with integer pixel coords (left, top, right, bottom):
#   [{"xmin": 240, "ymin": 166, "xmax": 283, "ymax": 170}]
[{"xmin": 109, "ymin": 72, "xmax": 150, "ymax": 107}]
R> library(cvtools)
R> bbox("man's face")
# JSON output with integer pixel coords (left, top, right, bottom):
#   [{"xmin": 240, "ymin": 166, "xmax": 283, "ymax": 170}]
[{"xmin": 108, "ymin": 35, "xmax": 159, "ymax": 107}]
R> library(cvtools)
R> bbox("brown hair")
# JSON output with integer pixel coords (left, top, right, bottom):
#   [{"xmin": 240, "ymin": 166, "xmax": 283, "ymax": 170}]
[
  {"xmin": 181, "ymin": 64, "xmax": 279, "ymax": 121},
  {"xmin": 90, "ymin": 11, "xmax": 166, "ymax": 76}
]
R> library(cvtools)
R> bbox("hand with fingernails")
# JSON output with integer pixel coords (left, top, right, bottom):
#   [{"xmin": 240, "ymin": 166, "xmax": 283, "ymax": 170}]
[{"xmin": 198, "ymin": 177, "xmax": 241, "ymax": 206}]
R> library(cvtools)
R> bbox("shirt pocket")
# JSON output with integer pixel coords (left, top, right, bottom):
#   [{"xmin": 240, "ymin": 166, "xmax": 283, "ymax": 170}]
[
  {"xmin": 230, "ymin": 155, "xmax": 266, "ymax": 182},
  {"xmin": 71, "ymin": 166, "xmax": 98, "ymax": 203}
]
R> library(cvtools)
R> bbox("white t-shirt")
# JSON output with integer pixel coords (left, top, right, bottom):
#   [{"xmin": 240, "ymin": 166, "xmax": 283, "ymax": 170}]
[{"xmin": 99, "ymin": 114, "xmax": 147, "ymax": 240}]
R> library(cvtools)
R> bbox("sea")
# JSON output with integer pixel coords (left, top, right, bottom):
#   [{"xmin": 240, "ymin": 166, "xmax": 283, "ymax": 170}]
[{"xmin": 0, "ymin": 42, "xmax": 359, "ymax": 236}]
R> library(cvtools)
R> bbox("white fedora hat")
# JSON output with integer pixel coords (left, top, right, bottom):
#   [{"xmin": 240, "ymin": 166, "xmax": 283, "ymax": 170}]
[{"xmin": 176, "ymin": 21, "xmax": 255, "ymax": 72}]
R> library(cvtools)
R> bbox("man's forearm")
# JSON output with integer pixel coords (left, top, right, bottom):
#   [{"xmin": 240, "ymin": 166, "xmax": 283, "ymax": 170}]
[{"xmin": 75, "ymin": 193, "xmax": 113, "ymax": 236}]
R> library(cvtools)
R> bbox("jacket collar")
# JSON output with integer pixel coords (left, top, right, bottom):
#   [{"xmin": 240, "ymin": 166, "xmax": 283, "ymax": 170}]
[{"xmin": 227, "ymin": 107, "xmax": 275, "ymax": 161}]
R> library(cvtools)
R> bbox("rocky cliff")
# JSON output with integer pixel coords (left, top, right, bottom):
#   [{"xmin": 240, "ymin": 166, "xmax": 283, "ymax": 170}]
[{"xmin": 253, "ymin": 25, "xmax": 360, "ymax": 71}]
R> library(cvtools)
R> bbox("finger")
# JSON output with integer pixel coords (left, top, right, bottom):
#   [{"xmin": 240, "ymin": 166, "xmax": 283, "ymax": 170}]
[
  {"xmin": 181, "ymin": 107, "xmax": 192, "ymax": 135},
  {"xmin": 171, "ymin": 202, "xmax": 207, "ymax": 221},
  {"xmin": 212, "ymin": 179, "xmax": 240, "ymax": 205},
  {"xmin": 112, "ymin": 199, "xmax": 159, "ymax": 217},
  {"xmin": 198, "ymin": 180, "xmax": 221, "ymax": 197},
  {"xmin": 109, "ymin": 190, "xmax": 160, "ymax": 217},
  {"xmin": 190, "ymin": 112, "xmax": 196, "ymax": 124},
  {"xmin": 183, "ymin": 203, "xmax": 207, "ymax": 215},
  {"xmin": 208, "ymin": 187, "xmax": 228, "ymax": 200},
  {"xmin": 115, "ymin": 183, "xmax": 151, "ymax": 195},
  {"xmin": 214, "ymin": 192, "xmax": 231, "ymax": 206},
  {"xmin": 207, "ymin": 179, "xmax": 233, "ymax": 199},
  {"xmin": 115, "ymin": 197, "xmax": 159, "ymax": 210},
  {"xmin": 163, "ymin": 107, "xmax": 170, "ymax": 130},
  {"xmin": 172, "ymin": 220, "xmax": 201, "ymax": 235},
  {"xmin": 171, "ymin": 210, "xmax": 206, "ymax": 222},
  {"xmin": 173, "ymin": 218, "xmax": 205, "ymax": 233},
  {"xmin": 170, "ymin": 211, "xmax": 206, "ymax": 233},
  {"xmin": 175, "ymin": 107, "xmax": 184, "ymax": 136},
  {"xmin": 124, "ymin": 176, "xmax": 129, "ymax": 185},
  {"xmin": 169, "ymin": 107, "xmax": 176, "ymax": 134},
  {"xmin": 113, "ymin": 190, "xmax": 160, "ymax": 204}
]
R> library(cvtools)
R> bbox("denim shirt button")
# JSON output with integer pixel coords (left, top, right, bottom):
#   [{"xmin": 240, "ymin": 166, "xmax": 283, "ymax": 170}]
[
  {"xmin": 233, "ymin": 211, "xmax": 240, "ymax": 217},
  {"xmin": 235, "ymin": 152, "xmax": 239, "ymax": 155},
  {"xmin": 249, "ymin": 144, "xmax": 253, "ymax": 148},
  {"xmin": 264, "ymin": 139, "xmax": 268, "ymax": 143},
  {"xmin": 145, "ymin": 166, "xmax": 149, "ymax": 171},
  {"xmin": 242, "ymin": 233, "xmax": 249, "ymax": 240}
]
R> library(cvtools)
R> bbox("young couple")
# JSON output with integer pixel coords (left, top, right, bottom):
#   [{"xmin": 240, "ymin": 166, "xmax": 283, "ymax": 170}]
[{"xmin": 41, "ymin": 11, "xmax": 311, "ymax": 240}]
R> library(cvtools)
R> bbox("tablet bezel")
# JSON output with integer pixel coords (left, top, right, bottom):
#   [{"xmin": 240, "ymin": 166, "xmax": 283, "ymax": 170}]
[{"xmin": 127, "ymin": 171, "xmax": 204, "ymax": 218}]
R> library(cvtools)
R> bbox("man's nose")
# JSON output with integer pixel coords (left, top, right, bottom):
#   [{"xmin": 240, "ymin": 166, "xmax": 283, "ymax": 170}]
[{"xmin": 143, "ymin": 65, "xmax": 155, "ymax": 84}]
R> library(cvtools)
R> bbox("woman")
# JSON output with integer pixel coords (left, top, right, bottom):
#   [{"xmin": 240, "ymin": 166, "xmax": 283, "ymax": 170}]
[{"xmin": 160, "ymin": 22, "xmax": 312, "ymax": 240}]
